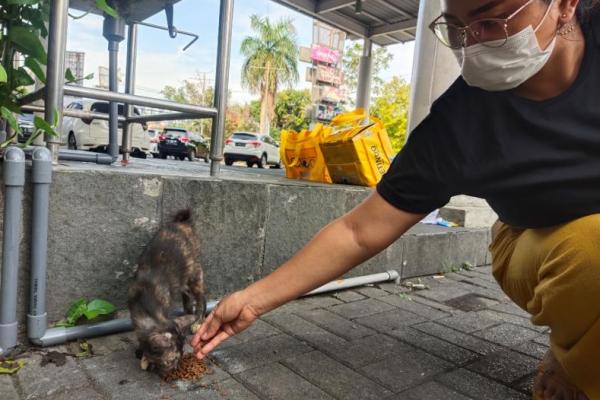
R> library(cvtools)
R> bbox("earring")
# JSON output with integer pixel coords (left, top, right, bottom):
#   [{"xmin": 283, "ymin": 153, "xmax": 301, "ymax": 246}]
[
  {"xmin": 562, "ymin": 13, "xmax": 567, "ymax": 18},
  {"xmin": 557, "ymin": 23, "xmax": 576, "ymax": 36}
]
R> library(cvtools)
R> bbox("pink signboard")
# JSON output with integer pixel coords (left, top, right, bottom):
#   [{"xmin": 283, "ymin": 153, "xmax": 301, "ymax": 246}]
[
  {"xmin": 311, "ymin": 45, "xmax": 340, "ymax": 65},
  {"xmin": 316, "ymin": 65, "xmax": 344, "ymax": 86}
]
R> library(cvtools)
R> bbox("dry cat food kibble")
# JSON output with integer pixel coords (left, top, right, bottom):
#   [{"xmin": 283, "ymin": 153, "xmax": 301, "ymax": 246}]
[{"xmin": 161, "ymin": 353, "xmax": 208, "ymax": 382}]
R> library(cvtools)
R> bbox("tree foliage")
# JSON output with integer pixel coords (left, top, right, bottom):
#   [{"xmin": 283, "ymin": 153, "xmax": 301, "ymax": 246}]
[
  {"xmin": 371, "ymin": 77, "xmax": 410, "ymax": 153},
  {"xmin": 273, "ymin": 89, "xmax": 311, "ymax": 133},
  {"xmin": 343, "ymin": 42, "xmax": 393, "ymax": 105},
  {"xmin": 162, "ymin": 75, "xmax": 214, "ymax": 135},
  {"xmin": 241, "ymin": 15, "xmax": 299, "ymax": 134}
]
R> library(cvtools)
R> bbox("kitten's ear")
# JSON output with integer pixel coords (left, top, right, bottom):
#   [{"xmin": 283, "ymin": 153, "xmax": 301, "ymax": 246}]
[
  {"xmin": 174, "ymin": 315, "xmax": 196, "ymax": 334},
  {"xmin": 140, "ymin": 355, "xmax": 150, "ymax": 370}
]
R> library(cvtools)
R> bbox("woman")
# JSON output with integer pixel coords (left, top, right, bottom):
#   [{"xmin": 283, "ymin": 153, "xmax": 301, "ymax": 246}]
[{"xmin": 193, "ymin": 0, "xmax": 600, "ymax": 398}]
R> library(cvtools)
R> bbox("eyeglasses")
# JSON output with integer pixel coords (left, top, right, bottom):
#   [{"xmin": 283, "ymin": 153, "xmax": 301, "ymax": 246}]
[{"xmin": 429, "ymin": 0, "xmax": 537, "ymax": 49}]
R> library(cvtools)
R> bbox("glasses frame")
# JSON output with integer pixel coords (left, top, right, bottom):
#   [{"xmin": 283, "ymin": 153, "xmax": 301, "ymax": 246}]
[{"xmin": 429, "ymin": 0, "xmax": 537, "ymax": 49}]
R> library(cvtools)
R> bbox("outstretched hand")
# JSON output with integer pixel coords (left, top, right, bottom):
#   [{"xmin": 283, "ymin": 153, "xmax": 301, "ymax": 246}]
[{"xmin": 191, "ymin": 291, "xmax": 259, "ymax": 359}]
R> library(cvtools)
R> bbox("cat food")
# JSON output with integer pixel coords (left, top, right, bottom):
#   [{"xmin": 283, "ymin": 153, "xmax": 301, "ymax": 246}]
[{"xmin": 161, "ymin": 353, "xmax": 207, "ymax": 382}]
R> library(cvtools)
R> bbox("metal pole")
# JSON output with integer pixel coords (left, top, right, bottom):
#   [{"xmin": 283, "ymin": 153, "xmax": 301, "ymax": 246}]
[
  {"xmin": 45, "ymin": 0, "xmax": 69, "ymax": 163},
  {"xmin": 28, "ymin": 147, "xmax": 52, "ymax": 340},
  {"xmin": 0, "ymin": 147, "xmax": 25, "ymax": 355},
  {"xmin": 108, "ymin": 42, "xmax": 119, "ymax": 161},
  {"xmin": 356, "ymin": 38, "xmax": 373, "ymax": 110},
  {"xmin": 210, "ymin": 0, "xmax": 235, "ymax": 176},
  {"xmin": 122, "ymin": 23, "xmax": 138, "ymax": 164}
]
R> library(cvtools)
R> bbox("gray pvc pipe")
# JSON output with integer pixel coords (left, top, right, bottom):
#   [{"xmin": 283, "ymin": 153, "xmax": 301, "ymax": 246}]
[
  {"xmin": 57, "ymin": 149, "xmax": 113, "ymax": 165},
  {"xmin": 0, "ymin": 147, "xmax": 26, "ymax": 355},
  {"xmin": 28, "ymin": 147, "xmax": 52, "ymax": 340},
  {"xmin": 32, "ymin": 301, "xmax": 219, "ymax": 347},
  {"xmin": 303, "ymin": 270, "xmax": 400, "ymax": 296}
]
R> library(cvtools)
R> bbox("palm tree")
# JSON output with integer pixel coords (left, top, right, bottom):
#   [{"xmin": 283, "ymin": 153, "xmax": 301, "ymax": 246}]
[{"xmin": 241, "ymin": 15, "xmax": 299, "ymax": 135}]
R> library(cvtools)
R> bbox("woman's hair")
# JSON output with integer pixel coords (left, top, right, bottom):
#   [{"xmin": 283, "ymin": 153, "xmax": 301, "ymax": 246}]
[{"xmin": 577, "ymin": 0, "xmax": 600, "ymax": 23}]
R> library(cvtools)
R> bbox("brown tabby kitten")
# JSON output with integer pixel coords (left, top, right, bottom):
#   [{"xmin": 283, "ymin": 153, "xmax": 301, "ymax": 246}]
[{"xmin": 128, "ymin": 209, "xmax": 206, "ymax": 374}]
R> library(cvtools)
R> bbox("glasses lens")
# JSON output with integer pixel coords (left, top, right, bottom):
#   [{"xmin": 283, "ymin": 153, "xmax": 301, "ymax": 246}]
[
  {"xmin": 432, "ymin": 22, "xmax": 464, "ymax": 49},
  {"xmin": 469, "ymin": 19, "xmax": 508, "ymax": 47}
]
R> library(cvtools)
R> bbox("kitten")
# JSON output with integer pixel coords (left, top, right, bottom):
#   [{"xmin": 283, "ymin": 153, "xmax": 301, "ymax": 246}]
[{"xmin": 128, "ymin": 209, "xmax": 206, "ymax": 374}]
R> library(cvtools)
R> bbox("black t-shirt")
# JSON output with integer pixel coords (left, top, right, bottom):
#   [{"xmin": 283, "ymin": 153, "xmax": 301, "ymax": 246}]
[{"xmin": 377, "ymin": 16, "xmax": 600, "ymax": 229}]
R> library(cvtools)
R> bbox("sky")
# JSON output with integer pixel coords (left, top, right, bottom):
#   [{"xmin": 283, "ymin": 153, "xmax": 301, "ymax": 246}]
[{"xmin": 66, "ymin": 0, "xmax": 415, "ymax": 104}]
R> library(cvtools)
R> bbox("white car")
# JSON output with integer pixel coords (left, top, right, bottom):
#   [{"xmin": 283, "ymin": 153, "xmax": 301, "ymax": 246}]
[
  {"xmin": 62, "ymin": 100, "xmax": 150, "ymax": 157},
  {"xmin": 224, "ymin": 132, "xmax": 281, "ymax": 168},
  {"xmin": 147, "ymin": 129, "xmax": 160, "ymax": 157}
]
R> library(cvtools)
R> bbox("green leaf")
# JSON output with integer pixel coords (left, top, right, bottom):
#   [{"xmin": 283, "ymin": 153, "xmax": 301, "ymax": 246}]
[
  {"xmin": 51, "ymin": 319, "xmax": 75, "ymax": 328},
  {"xmin": 66, "ymin": 298, "xmax": 87, "ymax": 325},
  {"xmin": 83, "ymin": 73, "xmax": 94, "ymax": 80},
  {"xmin": 83, "ymin": 299, "xmax": 116, "ymax": 320},
  {"xmin": 1, "ymin": 106, "xmax": 21, "ymax": 135},
  {"xmin": 8, "ymin": 26, "xmax": 47, "ymax": 64},
  {"xmin": 34, "ymin": 115, "xmax": 57, "ymax": 137},
  {"xmin": 25, "ymin": 57, "xmax": 46, "ymax": 83},
  {"xmin": 13, "ymin": 67, "xmax": 35, "ymax": 88},
  {"xmin": 0, "ymin": 65, "xmax": 6, "ymax": 83},
  {"xmin": 96, "ymin": 0, "xmax": 118, "ymax": 18},
  {"xmin": 0, "ymin": 360, "xmax": 26, "ymax": 375},
  {"xmin": 65, "ymin": 68, "xmax": 76, "ymax": 83}
]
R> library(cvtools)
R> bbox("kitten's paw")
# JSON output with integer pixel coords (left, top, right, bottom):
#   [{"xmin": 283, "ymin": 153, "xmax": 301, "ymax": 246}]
[{"xmin": 191, "ymin": 320, "xmax": 202, "ymax": 334}]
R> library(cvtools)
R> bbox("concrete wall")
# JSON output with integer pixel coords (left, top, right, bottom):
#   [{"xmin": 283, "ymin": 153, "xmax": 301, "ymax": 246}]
[{"xmin": 0, "ymin": 167, "xmax": 491, "ymax": 336}]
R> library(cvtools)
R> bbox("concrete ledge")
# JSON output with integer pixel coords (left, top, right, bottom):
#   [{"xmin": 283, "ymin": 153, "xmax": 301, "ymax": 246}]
[{"xmin": 0, "ymin": 164, "xmax": 491, "ymax": 338}]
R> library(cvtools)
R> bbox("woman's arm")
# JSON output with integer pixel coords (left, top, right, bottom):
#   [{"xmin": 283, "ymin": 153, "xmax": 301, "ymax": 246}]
[{"xmin": 192, "ymin": 191, "xmax": 425, "ymax": 358}]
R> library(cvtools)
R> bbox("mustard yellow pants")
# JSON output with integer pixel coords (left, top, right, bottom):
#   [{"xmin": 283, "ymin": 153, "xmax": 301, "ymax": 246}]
[{"xmin": 489, "ymin": 214, "xmax": 600, "ymax": 399}]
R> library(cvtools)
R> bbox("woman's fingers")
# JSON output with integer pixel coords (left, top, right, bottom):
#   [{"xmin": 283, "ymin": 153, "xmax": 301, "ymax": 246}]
[{"xmin": 191, "ymin": 312, "xmax": 215, "ymax": 347}]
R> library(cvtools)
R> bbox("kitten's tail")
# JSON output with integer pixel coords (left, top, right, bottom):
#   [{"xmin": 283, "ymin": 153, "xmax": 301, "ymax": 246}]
[{"xmin": 172, "ymin": 208, "xmax": 192, "ymax": 224}]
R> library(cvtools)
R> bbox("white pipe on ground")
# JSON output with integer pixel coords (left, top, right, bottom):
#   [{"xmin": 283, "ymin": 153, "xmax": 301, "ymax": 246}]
[{"xmin": 303, "ymin": 270, "xmax": 400, "ymax": 296}]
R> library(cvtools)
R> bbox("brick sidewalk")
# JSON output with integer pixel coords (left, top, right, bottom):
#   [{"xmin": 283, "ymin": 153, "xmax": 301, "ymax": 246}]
[{"xmin": 1, "ymin": 265, "xmax": 547, "ymax": 399}]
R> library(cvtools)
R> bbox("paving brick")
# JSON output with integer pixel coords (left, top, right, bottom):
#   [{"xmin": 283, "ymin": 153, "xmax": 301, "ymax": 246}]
[
  {"xmin": 444, "ymin": 294, "xmax": 499, "ymax": 312},
  {"xmin": 513, "ymin": 340, "xmax": 549, "ymax": 360},
  {"xmin": 270, "ymin": 295, "xmax": 343, "ymax": 315},
  {"xmin": 283, "ymin": 351, "xmax": 392, "ymax": 400},
  {"xmin": 355, "ymin": 286, "xmax": 390, "ymax": 298},
  {"xmin": 296, "ymin": 308, "xmax": 375, "ymax": 340},
  {"xmin": 489, "ymin": 302, "xmax": 531, "ymax": 318},
  {"xmin": 413, "ymin": 322, "xmax": 501, "ymax": 355},
  {"xmin": 395, "ymin": 381, "xmax": 473, "ymax": 400},
  {"xmin": 467, "ymin": 350, "xmax": 539, "ymax": 384},
  {"xmin": 533, "ymin": 334, "xmax": 550, "ymax": 347},
  {"xmin": 436, "ymin": 368, "xmax": 529, "ymax": 400},
  {"xmin": 209, "ymin": 334, "xmax": 312, "ymax": 374},
  {"xmin": 514, "ymin": 374, "xmax": 536, "ymax": 395},
  {"xmin": 437, "ymin": 311, "xmax": 501, "ymax": 333},
  {"xmin": 411, "ymin": 295, "xmax": 464, "ymax": 314},
  {"xmin": 388, "ymin": 327, "xmax": 480, "ymax": 365},
  {"xmin": 474, "ymin": 323, "xmax": 539, "ymax": 347},
  {"xmin": 414, "ymin": 282, "xmax": 471, "ymax": 303},
  {"xmin": 329, "ymin": 298, "xmax": 395, "ymax": 320},
  {"xmin": 477, "ymin": 310, "xmax": 547, "ymax": 333},
  {"xmin": 360, "ymin": 348, "xmax": 452, "ymax": 392},
  {"xmin": 354, "ymin": 308, "xmax": 427, "ymax": 332},
  {"xmin": 377, "ymin": 282, "xmax": 412, "ymax": 295},
  {"xmin": 236, "ymin": 363, "xmax": 334, "ymax": 400},
  {"xmin": 262, "ymin": 312, "xmax": 346, "ymax": 349},
  {"xmin": 379, "ymin": 295, "xmax": 452, "ymax": 320},
  {"xmin": 171, "ymin": 378, "xmax": 260, "ymax": 400},
  {"xmin": 46, "ymin": 388, "xmax": 105, "ymax": 400},
  {"xmin": 18, "ymin": 353, "xmax": 89, "ymax": 399},
  {"xmin": 0, "ymin": 375, "xmax": 19, "ymax": 400},
  {"xmin": 332, "ymin": 290, "xmax": 366, "ymax": 303},
  {"xmin": 86, "ymin": 332, "xmax": 136, "ymax": 356},
  {"xmin": 219, "ymin": 319, "xmax": 281, "ymax": 349},
  {"xmin": 82, "ymin": 349, "xmax": 181, "ymax": 400},
  {"xmin": 328, "ymin": 334, "xmax": 414, "ymax": 368}
]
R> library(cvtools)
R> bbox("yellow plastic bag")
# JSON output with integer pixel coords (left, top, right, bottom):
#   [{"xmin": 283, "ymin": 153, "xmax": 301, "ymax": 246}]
[
  {"xmin": 320, "ymin": 109, "xmax": 394, "ymax": 187},
  {"xmin": 280, "ymin": 124, "xmax": 332, "ymax": 184}
]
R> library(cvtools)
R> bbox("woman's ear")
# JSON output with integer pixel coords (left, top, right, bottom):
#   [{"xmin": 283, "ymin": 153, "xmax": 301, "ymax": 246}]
[{"xmin": 558, "ymin": 0, "xmax": 580, "ymax": 23}]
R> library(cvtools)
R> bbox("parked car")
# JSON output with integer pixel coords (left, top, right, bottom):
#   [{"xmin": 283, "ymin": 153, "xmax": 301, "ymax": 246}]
[
  {"xmin": 147, "ymin": 129, "xmax": 160, "ymax": 158},
  {"xmin": 62, "ymin": 100, "xmax": 150, "ymax": 158},
  {"xmin": 157, "ymin": 128, "xmax": 210, "ymax": 162},
  {"xmin": 17, "ymin": 113, "xmax": 35, "ymax": 144},
  {"xmin": 224, "ymin": 132, "xmax": 281, "ymax": 168}
]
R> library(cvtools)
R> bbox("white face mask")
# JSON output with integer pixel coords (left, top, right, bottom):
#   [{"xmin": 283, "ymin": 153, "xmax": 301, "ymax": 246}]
[{"xmin": 452, "ymin": 3, "xmax": 556, "ymax": 91}]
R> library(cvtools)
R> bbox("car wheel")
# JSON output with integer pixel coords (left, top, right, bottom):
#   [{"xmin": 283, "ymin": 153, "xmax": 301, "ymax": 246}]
[
  {"xmin": 204, "ymin": 154, "xmax": 209, "ymax": 163},
  {"xmin": 179, "ymin": 155, "xmax": 186, "ymax": 161},
  {"xmin": 188, "ymin": 149, "xmax": 196, "ymax": 161},
  {"xmin": 257, "ymin": 153, "xmax": 267, "ymax": 169},
  {"xmin": 272, "ymin": 162, "xmax": 281, "ymax": 169},
  {"xmin": 225, "ymin": 158, "xmax": 234, "ymax": 166},
  {"xmin": 160, "ymin": 152, "xmax": 167, "ymax": 159},
  {"xmin": 68, "ymin": 133, "xmax": 77, "ymax": 150},
  {"xmin": 246, "ymin": 161, "xmax": 254, "ymax": 168}
]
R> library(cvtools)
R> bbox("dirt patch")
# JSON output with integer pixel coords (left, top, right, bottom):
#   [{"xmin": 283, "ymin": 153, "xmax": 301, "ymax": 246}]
[
  {"xmin": 161, "ymin": 353, "xmax": 208, "ymax": 383},
  {"xmin": 40, "ymin": 351, "xmax": 67, "ymax": 367}
]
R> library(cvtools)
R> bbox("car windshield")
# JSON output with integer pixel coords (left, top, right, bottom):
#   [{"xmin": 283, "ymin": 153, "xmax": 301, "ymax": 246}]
[
  {"xmin": 164, "ymin": 128, "xmax": 188, "ymax": 138},
  {"xmin": 232, "ymin": 133, "xmax": 258, "ymax": 141},
  {"xmin": 90, "ymin": 102, "xmax": 141, "ymax": 116}
]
